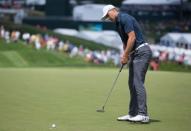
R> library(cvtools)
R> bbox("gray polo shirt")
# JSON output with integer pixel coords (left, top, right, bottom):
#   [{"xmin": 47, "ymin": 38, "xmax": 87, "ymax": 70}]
[{"xmin": 116, "ymin": 12, "xmax": 145, "ymax": 50}]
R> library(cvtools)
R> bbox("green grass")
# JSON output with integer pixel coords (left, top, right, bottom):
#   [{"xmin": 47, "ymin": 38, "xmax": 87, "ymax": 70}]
[
  {"xmin": 159, "ymin": 61, "xmax": 191, "ymax": 72},
  {"xmin": 0, "ymin": 68, "xmax": 190, "ymax": 131},
  {"xmin": 0, "ymin": 39, "xmax": 113, "ymax": 67}
]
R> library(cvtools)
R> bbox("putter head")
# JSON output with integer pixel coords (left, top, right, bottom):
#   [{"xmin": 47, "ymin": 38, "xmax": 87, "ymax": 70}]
[
  {"xmin": 96, "ymin": 106, "xmax": 105, "ymax": 112},
  {"xmin": 96, "ymin": 109, "xmax": 105, "ymax": 112}
]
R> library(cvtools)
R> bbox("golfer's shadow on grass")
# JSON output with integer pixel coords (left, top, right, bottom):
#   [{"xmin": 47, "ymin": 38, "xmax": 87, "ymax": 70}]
[
  {"xmin": 127, "ymin": 119, "xmax": 161, "ymax": 124},
  {"xmin": 149, "ymin": 119, "xmax": 161, "ymax": 123}
]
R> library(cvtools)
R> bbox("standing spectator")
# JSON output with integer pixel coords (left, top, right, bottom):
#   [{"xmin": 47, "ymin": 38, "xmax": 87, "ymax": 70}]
[
  {"xmin": 22, "ymin": 33, "xmax": 30, "ymax": 44},
  {"xmin": 11, "ymin": 31, "xmax": 20, "ymax": 42},
  {"xmin": 0, "ymin": 26, "xmax": 5, "ymax": 38},
  {"xmin": 78, "ymin": 45, "xmax": 84, "ymax": 56},
  {"xmin": 34, "ymin": 35, "xmax": 41, "ymax": 50},
  {"xmin": 70, "ymin": 46, "xmax": 78, "ymax": 58},
  {"xmin": 4, "ymin": 31, "xmax": 10, "ymax": 43},
  {"xmin": 58, "ymin": 41, "xmax": 65, "ymax": 52},
  {"xmin": 47, "ymin": 37, "xmax": 55, "ymax": 51}
]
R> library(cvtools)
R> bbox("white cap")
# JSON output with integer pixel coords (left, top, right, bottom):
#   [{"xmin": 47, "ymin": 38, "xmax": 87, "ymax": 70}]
[{"xmin": 101, "ymin": 5, "xmax": 116, "ymax": 20}]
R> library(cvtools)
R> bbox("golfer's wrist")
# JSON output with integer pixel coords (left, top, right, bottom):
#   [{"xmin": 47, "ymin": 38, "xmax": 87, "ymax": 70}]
[{"xmin": 123, "ymin": 51, "xmax": 129, "ymax": 58}]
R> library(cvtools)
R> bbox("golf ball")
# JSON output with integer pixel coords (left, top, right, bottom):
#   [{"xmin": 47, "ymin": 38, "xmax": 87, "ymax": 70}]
[{"xmin": 51, "ymin": 124, "xmax": 56, "ymax": 128}]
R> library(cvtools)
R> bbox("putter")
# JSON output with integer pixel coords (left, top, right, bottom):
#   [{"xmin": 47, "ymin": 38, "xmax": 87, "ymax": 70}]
[{"xmin": 97, "ymin": 64, "xmax": 124, "ymax": 113}]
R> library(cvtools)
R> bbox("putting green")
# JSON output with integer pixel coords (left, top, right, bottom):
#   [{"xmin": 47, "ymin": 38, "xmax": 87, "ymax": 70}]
[{"xmin": 0, "ymin": 68, "xmax": 190, "ymax": 131}]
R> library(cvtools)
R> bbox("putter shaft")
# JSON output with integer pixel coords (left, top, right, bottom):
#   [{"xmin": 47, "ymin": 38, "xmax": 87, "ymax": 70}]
[{"xmin": 98, "ymin": 65, "xmax": 124, "ymax": 112}]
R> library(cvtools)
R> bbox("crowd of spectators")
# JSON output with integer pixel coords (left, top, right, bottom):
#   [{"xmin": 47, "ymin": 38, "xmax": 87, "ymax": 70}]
[
  {"xmin": 1, "ymin": 25, "xmax": 191, "ymax": 69},
  {"xmin": 150, "ymin": 44, "xmax": 191, "ymax": 70},
  {"xmin": 0, "ymin": 25, "xmax": 120, "ymax": 66},
  {"xmin": 140, "ymin": 20, "xmax": 191, "ymax": 41},
  {"xmin": 142, "ymin": 20, "xmax": 191, "ymax": 33}
]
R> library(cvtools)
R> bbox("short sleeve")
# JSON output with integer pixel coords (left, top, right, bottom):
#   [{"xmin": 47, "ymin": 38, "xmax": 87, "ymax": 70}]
[{"xmin": 122, "ymin": 16, "xmax": 134, "ymax": 33}]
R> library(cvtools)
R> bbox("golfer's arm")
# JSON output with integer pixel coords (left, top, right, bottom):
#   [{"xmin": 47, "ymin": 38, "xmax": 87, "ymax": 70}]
[{"xmin": 124, "ymin": 31, "xmax": 136, "ymax": 57}]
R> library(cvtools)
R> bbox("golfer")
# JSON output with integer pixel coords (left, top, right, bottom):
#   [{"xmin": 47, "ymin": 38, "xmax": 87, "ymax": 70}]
[{"xmin": 101, "ymin": 5, "xmax": 152, "ymax": 123}]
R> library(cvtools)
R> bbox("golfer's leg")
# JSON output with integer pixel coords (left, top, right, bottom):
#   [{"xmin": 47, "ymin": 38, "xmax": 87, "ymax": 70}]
[
  {"xmin": 133, "ymin": 59, "xmax": 150, "ymax": 116},
  {"xmin": 128, "ymin": 62, "xmax": 138, "ymax": 116}
]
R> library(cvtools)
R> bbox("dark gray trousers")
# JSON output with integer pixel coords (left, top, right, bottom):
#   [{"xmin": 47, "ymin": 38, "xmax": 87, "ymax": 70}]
[{"xmin": 128, "ymin": 45, "xmax": 152, "ymax": 116}]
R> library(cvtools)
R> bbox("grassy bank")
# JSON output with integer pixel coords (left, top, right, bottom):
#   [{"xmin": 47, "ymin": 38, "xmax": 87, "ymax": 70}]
[{"xmin": 0, "ymin": 39, "xmax": 113, "ymax": 67}]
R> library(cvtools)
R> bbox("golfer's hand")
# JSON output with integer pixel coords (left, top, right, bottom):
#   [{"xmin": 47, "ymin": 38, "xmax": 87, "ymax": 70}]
[{"xmin": 121, "ymin": 55, "xmax": 128, "ymax": 65}]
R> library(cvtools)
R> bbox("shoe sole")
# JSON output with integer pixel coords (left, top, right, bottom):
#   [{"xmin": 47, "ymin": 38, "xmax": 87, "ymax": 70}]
[
  {"xmin": 129, "ymin": 120, "xmax": 150, "ymax": 124},
  {"xmin": 117, "ymin": 119, "xmax": 149, "ymax": 124},
  {"xmin": 117, "ymin": 119, "xmax": 131, "ymax": 121}
]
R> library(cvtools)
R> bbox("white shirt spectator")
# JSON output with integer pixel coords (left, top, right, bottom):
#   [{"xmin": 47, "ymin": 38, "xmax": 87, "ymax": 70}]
[
  {"xmin": 4, "ymin": 31, "xmax": 10, "ymax": 43},
  {"xmin": 0, "ymin": 26, "xmax": 5, "ymax": 38},
  {"xmin": 22, "ymin": 33, "xmax": 30, "ymax": 42},
  {"xmin": 70, "ymin": 46, "xmax": 78, "ymax": 57},
  {"xmin": 15, "ymin": 31, "xmax": 21, "ymax": 40},
  {"xmin": 58, "ymin": 41, "xmax": 64, "ymax": 50}
]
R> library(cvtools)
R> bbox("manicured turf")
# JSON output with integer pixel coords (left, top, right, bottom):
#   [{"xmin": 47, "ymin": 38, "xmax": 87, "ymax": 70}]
[
  {"xmin": 0, "ymin": 39, "xmax": 115, "ymax": 68},
  {"xmin": 0, "ymin": 68, "xmax": 191, "ymax": 131}
]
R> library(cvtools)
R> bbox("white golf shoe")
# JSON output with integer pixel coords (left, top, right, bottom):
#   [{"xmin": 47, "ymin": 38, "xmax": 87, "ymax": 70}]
[
  {"xmin": 129, "ymin": 115, "xmax": 150, "ymax": 123},
  {"xmin": 117, "ymin": 114, "xmax": 132, "ymax": 121}
]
